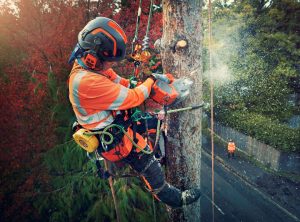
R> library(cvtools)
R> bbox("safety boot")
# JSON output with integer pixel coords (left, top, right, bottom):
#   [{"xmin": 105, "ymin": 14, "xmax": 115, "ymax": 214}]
[{"xmin": 181, "ymin": 188, "xmax": 201, "ymax": 206}]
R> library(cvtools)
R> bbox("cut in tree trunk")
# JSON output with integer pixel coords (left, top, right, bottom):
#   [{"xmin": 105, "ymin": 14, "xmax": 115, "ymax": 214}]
[{"xmin": 161, "ymin": 0, "xmax": 203, "ymax": 221}]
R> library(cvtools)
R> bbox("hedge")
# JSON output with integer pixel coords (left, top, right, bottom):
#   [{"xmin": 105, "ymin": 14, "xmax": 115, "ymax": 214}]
[{"xmin": 215, "ymin": 110, "xmax": 300, "ymax": 152}]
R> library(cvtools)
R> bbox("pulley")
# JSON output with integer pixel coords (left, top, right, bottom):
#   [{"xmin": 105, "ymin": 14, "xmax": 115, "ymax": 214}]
[
  {"xmin": 130, "ymin": 44, "xmax": 152, "ymax": 63},
  {"xmin": 130, "ymin": 0, "xmax": 154, "ymax": 71}
]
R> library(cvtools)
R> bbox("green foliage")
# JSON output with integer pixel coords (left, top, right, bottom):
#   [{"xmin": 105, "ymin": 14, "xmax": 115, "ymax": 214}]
[
  {"xmin": 216, "ymin": 110, "xmax": 300, "ymax": 152},
  {"xmin": 48, "ymin": 72, "xmax": 58, "ymax": 102},
  {"xmin": 36, "ymin": 141, "xmax": 168, "ymax": 221},
  {"xmin": 46, "ymin": 70, "xmax": 75, "ymax": 141},
  {"xmin": 44, "ymin": 142, "xmax": 86, "ymax": 173}
]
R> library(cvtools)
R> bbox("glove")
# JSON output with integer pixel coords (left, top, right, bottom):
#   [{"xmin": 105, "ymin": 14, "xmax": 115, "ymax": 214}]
[
  {"xmin": 147, "ymin": 74, "xmax": 157, "ymax": 82},
  {"xmin": 165, "ymin": 73, "xmax": 175, "ymax": 83},
  {"xmin": 151, "ymin": 73, "xmax": 171, "ymax": 83}
]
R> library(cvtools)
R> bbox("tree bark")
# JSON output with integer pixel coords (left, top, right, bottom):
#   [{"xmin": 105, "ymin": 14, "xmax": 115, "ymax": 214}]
[{"xmin": 161, "ymin": 0, "xmax": 203, "ymax": 221}]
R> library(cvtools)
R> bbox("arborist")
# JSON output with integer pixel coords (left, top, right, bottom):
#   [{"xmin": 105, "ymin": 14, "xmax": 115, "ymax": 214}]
[
  {"xmin": 227, "ymin": 139, "xmax": 236, "ymax": 158},
  {"xmin": 68, "ymin": 17, "xmax": 201, "ymax": 208}
]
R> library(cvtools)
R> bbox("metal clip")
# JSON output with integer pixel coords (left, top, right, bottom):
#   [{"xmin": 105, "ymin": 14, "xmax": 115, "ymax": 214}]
[{"xmin": 101, "ymin": 140, "xmax": 108, "ymax": 152}]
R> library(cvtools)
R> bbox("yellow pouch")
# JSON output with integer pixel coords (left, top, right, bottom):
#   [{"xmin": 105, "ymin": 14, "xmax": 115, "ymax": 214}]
[{"xmin": 73, "ymin": 128, "xmax": 99, "ymax": 153}]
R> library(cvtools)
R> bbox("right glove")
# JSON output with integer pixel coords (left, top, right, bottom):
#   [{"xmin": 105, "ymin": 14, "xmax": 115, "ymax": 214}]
[{"xmin": 151, "ymin": 73, "xmax": 171, "ymax": 83}]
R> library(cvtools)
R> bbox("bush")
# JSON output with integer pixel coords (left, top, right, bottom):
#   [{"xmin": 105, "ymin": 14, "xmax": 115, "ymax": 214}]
[{"xmin": 216, "ymin": 110, "xmax": 300, "ymax": 152}]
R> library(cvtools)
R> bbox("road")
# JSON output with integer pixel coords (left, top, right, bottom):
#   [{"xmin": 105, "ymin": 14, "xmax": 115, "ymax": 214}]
[{"xmin": 200, "ymin": 150, "xmax": 298, "ymax": 222}]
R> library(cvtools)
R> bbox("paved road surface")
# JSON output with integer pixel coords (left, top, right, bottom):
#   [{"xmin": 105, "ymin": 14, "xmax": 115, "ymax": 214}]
[{"xmin": 201, "ymin": 151, "xmax": 298, "ymax": 222}]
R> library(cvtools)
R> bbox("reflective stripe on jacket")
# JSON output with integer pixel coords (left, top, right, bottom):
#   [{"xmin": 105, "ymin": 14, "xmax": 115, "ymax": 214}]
[
  {"xmin": 227, "ymin": 142, "xmax": 236, "ymax": 152},
  {"xmin": 68, "ymin": 61, "xmax": 154, "ymax": 130}
]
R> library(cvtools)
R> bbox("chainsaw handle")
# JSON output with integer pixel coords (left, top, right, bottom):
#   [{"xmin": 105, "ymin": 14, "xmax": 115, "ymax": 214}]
[{"xmin": 191, "ymin": 103, "xmax": 204, "ymax": 110}]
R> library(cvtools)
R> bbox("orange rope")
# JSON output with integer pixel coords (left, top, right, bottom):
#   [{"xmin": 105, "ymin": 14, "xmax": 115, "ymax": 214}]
[{"xmin": 208, "ymin": 0, "xmax": 215, "ymax": 221}]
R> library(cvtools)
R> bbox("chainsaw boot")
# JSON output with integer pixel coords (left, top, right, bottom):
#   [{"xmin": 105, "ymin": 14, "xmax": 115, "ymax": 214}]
[{"xmin": 181, "ymin": 188, "xmax": 201, "ymax": 206}]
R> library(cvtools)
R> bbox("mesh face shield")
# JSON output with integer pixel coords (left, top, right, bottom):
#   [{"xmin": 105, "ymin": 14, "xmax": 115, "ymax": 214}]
[{"xmin": 68, "ymin": 43, "xmax": 85, "ymax": 64}]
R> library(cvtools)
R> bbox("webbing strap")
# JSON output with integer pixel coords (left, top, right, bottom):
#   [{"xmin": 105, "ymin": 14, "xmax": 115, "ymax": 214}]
[{"xmin": 145, "ymin": 181, "xmax": 167, "ymax": 195}]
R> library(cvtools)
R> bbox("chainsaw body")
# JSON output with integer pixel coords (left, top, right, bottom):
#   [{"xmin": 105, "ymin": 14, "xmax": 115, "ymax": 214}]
[{"xmin": 150, "ymin": 76, "xmax": 193, "ymax": 106}]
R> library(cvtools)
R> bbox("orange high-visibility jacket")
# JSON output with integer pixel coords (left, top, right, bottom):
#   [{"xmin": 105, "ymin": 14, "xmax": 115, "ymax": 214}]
[
  {"xmin": 69, "ymin": 61, "xmax": 154, "ymax": 161},
  {"xmin": 69, "ymin": 61, "xmax": 154, "ymax": 130},
  {"xmin": 227, "ymin": 142, "xmax": 236, "ymax": 152}
]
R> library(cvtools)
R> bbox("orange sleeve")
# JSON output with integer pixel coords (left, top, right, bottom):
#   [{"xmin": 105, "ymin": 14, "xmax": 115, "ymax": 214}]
[
  {"xmin": 119, "ymin": 77, "xmax": 130, "ymax": 87},
  {"xmin": 102, "ymin": 68, "xmax": 130, "ymax": 87},
  {"xmin": 78, "ymin": 72, "xmax": 154, "ymax": 111},
  {"xmin": 110, "ymin": 73, "xmax": 130, "ymax": 87},
  {"xmin": 117, "ymin": 78, "xmax": 154, "ymax": 110}
]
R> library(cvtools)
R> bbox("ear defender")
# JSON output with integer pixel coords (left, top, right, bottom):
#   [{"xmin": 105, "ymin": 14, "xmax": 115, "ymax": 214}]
[
  {"xmin": 83, "ymin": 53, "xmax": 98, "ymax": 69},
  {"xmin": 82, "ymin": 36, "xmax": 104, "ymax": 69}
]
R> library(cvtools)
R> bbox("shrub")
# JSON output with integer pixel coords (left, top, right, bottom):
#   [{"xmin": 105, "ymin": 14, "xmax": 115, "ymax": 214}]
[{"xmin": 215, "ymin": 110, "xmax": 300, "ymax": 152}]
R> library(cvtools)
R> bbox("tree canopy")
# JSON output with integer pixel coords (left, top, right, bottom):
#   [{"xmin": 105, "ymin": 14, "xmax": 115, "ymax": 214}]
[{"xmin": 203, "ymin": 0, "xmax": 300, "ymax": 151}]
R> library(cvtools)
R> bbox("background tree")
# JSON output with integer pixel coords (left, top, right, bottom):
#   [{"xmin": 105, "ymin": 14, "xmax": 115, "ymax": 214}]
[
  {"xmin": 0, "ymin": 0, "xmax": 167, "ymax": 221},
  {"xmin": 161, "ymin": 0, "xmax": 203, "ymax": 221},
  {"xmin": 203, "ymin": 0, "xmax": 300, "ymax": 152}
]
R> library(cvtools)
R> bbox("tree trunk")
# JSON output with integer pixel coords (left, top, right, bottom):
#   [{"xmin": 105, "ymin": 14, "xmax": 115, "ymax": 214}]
[{"xmin": 161, "ymin": 1, "xmax": 203, "ymax": 221}]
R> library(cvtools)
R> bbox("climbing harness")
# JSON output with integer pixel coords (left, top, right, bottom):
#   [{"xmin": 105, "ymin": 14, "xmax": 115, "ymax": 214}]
[
  {"xmin": 73, "ymin": 110, "xmax": 154, "ymax": 162},
  {"xmin": 86, "ymin": 124, "xmax": 153, "ymax": 155},
  {"xmin": 73, "ymin": 104, "xmax": 204, "ymax": 155}
]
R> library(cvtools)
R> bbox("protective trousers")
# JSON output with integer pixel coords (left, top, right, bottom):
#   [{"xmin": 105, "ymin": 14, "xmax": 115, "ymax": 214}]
[
  {"xmin": 123, "ymin": 117, "xmax": 183, "ymax": 208},
  {"xmin": 124, "ymin": 152, "xmax": 182, "ymax": 208}
]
